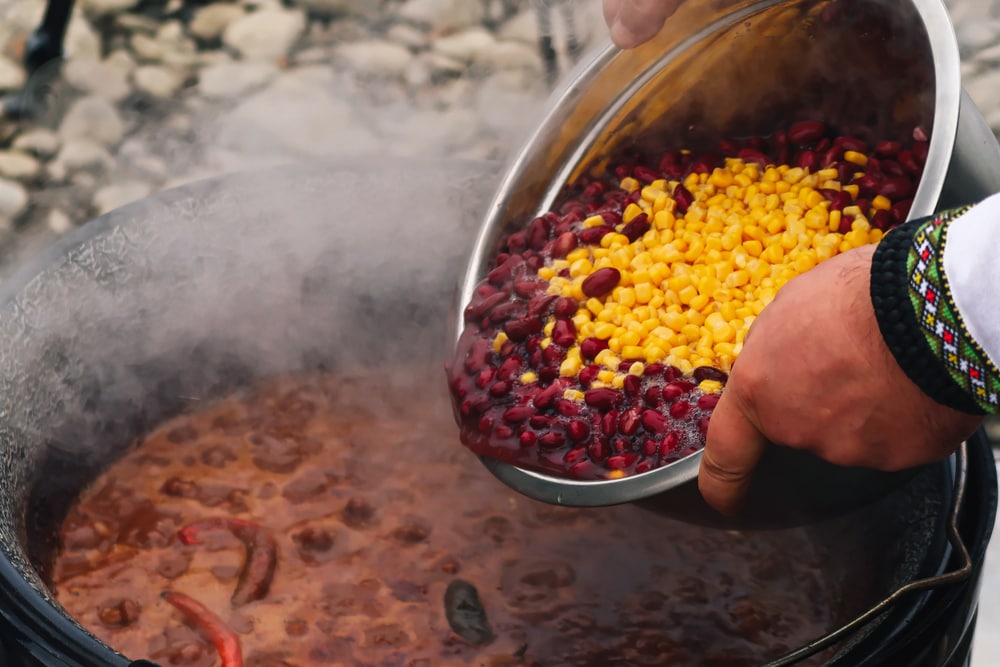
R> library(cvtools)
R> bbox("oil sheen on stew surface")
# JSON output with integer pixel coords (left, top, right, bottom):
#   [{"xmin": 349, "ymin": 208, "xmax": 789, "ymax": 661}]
[{"xmin": 53, "ymin": 366, "xmax": 833, "ymax": 666}]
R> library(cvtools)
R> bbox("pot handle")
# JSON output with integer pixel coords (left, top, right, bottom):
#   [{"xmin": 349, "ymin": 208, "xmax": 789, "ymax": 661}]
[{"xmin": 761, "ymin": 443, "xmax": 974, "ymax": 667}]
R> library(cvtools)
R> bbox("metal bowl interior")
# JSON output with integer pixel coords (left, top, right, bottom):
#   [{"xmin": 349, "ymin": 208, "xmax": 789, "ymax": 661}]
[{"xmin": 455, "ymin": 0, "xmax": 970, "ymax": 521}]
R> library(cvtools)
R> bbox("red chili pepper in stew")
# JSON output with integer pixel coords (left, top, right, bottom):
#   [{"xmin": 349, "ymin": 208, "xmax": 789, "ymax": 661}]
[
  {"xmin": 162, "ymin": 591, "xmax": 244, "ymax": 667},
  {"xmin": 177, "ymin": 518, "xmax": 277, "ymax": 606}
]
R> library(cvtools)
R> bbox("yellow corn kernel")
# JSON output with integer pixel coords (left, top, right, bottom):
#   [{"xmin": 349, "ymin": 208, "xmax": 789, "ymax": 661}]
[
  {"xmin": 493, "ymin": 331, "xmax": 509, "ymax": 352},
  {"xmin": 607, "ymin": 470, "xmax": 627, "ymax": 479},
  {"xmin": 622, "ymin": 202, "xmax": 644, "ymax": 224},
  {"xmin": 563, "ymin": 388, "xmax": 585, "ymax": 402},
  {"xmin": 520, "ymin": 371, "xmax": 538, "ymax": 384},
  {"xmin": 828, "ymin": 209, "xmax": 842, "ymax": 232},
  {"xmin": 843, "ymin": 184, "xmax": 860, "ymax": 198},
  {"xmin": 597, "ymin": 370, "xmax": 615, "ymax": 384},
  {"xmin": 843, "ymin": 150, "xmax": 868, "ymax": 166},
  {"xmin": 699, "ymin": 380, "xmax": 723, "ymax": 395},
  {"xmin": 560, "ymin": 356, "xmax": 581, "ymax": 377},
  {"xmin": 620, "ymin": 176, "xmax": 640, "ymax": 193},
  {"xmin": 872, "ymin": 195, "xmax": 892, "ymax": 211}
]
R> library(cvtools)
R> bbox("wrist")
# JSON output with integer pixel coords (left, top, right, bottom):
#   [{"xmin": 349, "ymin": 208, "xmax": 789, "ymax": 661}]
[{"xmin": 870, "ymin": 209, "xmax": 996, "ymax": 415}]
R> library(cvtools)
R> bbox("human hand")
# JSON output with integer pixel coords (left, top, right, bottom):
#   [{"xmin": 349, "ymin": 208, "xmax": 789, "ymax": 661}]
[
  {"xmin": 698, "ymin": 244, "xmax": 984, "ymax": 516},
  {"xmin": 602, "ymin": 0, "xmax": 685, "ymax": 49}
]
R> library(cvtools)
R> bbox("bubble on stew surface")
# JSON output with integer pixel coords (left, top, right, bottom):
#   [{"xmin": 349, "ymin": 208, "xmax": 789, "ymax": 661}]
[
  {"xmin": 53, "ymin": 365, "xmax": 837, "ymax": 666},
  {"xmin": 448, "ymin": 121, "xmax": 927, "ymax": 480}
]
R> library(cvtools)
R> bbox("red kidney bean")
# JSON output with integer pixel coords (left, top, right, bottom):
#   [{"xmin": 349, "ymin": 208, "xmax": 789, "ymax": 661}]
[
  {"xmin": 641, "ymin": 410, "xmax": 666, "ymax": 434},
  {"xmin": 898, "ymin": 150, "xmax": 921, "ymax": 175},
  {"xmin": 519, "ymin": 431, "xmax": 537, "ymax": 447},
  {"xmin": 892, "ymin": 199, "xmax": 913, "ymax": 223},
  {"xmin": 489, "ymin": 301, "xmax": 524, "ymax": 324},
  {"xmin": 662, "ymin": 381, "xmax": 695, "ymax": 402},
  {"xmin": 835, "ymin": 136, "xmax": 867, "ymax": 153},
  {"xmin": 878, "ymin": 177, "xmax": 914, "ymax": 200},
  {"xmin": 538, "ymin": 432, "xmax": 566, "ymax": 449},
  {"xmin": 581, "ymin": 268, "xmax": 621, "ymax": 298},
  {"xmin": 669, "ymin": 400, "xmax": 692, "ymax": 419},
  {"xmin": 512, "ymin": 280, "xmax": 543, "ymax": 299},
  {"xmin": 555, "ymin": 399, "xmax": 582, "ymax": 417},
  {"xmin": 553, "ymin": 297, "xmax": 579, "ymax": 318},
  {"xmin": 579, "ymin": 365, "xmax": 600, "ymax": 386},
  {"xmin": 564, "ymin": 447, "xmax": 588, "ymax": 464},
  {"xmin": 697, "ymin": 415, "xmax": 712, "ymax": 435},
  {"xmin": 880, "ymin": 159, "xmax": 905, "ymax": 177},
  {"xmin": 872, "ymin": 210, "xmax": 892, "ymax": 231},
  {"xmin": 551, "ymin": 319, "xmax": 576, "ymax": 347},
  {"xmin": 874, "ymin": 140, "xmax": 902, "ymax": 157},
  {"xmin": 658, "ymin": 431, "xmax": 681, "ymax": 458},
  {"xmin": 788, "ymin": 120, "xmax": 826, "ymax": 145},
  {"xmin": 606, "ymin": 453, "xmax": 639, "ymax": 470},
  {"xmin": 497, "ymin": 357, "xmax": 522, "ymax": 382},
  {"xmin": 504, "ymin": 316, "xmax": 543, "ymax": 342},
  {"xmin": 585, "ymin": 388, "xmax": 619, "ymax": 411},
  {"xmin": 588, "ymin": 437, "xmax": 608, "ymax": 461},
  {"xmin": 693, "ymin": 367, "xmax": 728, "ymax": 383},
  {"xmin": 697, "ymin": 394, "xmax": 721, "ymax": 410},
  {"xmin": 542, "ymin": 345, "xmax": 565, "ymax": 366},
  {"xmin": 672, "ymin": 183, "xmax": 694, "ymax": 213},
  {"xmin": 551, "ymin": 231, "xmax": 578, "ymax": 258},
  {"xmin": 502, "ymin": 406, "xmax": 534, "ymax": 424},
  {"xmin": 488, "ymin": 381, "xmax": 511, "ymax": 398},
  {"xmin": 632, "ymin": 165, "xmax": 661, "ymax": 182},
  {"xmin": 526, "ymin": 294, "xmax": 557, "ymax": 318},
  {"xmin": 618, "ymin": 408, "xmax": 641, "ymax": 436},
  {"xmin": 738, "ymin": 148, "xmax": 770, "ymax": 168},
  {"xmin": 601, "ymin": 410, "xmax": 618, "ymax": 437},
  {"xmin": 644, "ymin": 385, "xmax": 661, "ymax": 407},
  {"xmin": 795, "ymin": 150, "xmax": 817, "ymax": 171},
  {"xmin": 580, "ymin": 225, "xmax": 614, "ymax": 244},
  {"xmin": 494, "ymin": 425, "xmax": 514, "ymax": 439},
  {"xmin": 913, "ymin": 126, "xmax": 929, "ymax": 142},
  {"xmin": 913, "ymin": 140, "xmax": 929, "ymax": 163},
  {"xmin": 623, "ymin": 374, "xmax": 642, "ymax": 396},
  {"xmin": 622, "ymin": 213, "xmax": 650, "ymax": 242},
  {"xmin": 642, "ymin": 439, "xmax": 658, "ymax": 456},
  {"xmin": 566, "ymin": 420, "xmax": 591, "ymax": 442}
]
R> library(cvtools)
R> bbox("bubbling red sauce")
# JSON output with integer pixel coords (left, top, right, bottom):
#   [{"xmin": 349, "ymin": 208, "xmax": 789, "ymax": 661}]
[{"xmin": 54, "ymin": 366, "xmax": 835, "ymax": 666}]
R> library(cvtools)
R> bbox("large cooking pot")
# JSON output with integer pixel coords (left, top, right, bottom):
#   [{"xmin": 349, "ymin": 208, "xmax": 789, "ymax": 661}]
[{"xmin": 0, "ymin": 160, "xmax": 993, "ymax": 666}]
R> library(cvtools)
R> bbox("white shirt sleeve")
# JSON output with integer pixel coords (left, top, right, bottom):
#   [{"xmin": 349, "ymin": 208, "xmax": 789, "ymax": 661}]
[{"xmin": 941, "ymin": 191, "xmax": 1000, "ymax": 370}]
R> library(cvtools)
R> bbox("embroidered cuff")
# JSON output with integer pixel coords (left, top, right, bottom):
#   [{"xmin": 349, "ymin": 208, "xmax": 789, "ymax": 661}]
[{"xmin": 871, "ymin": 206, "xmax": 999, "ymax": 415}]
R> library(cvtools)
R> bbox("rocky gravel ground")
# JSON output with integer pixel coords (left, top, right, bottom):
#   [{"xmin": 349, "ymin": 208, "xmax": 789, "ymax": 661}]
[
  {"xmin": 0, "ymin": 0, "xmax": 607, "ymax": 272},
  {"xmin": 1, "ymin": 0, "xmax": 1000, "ymax": 662}
]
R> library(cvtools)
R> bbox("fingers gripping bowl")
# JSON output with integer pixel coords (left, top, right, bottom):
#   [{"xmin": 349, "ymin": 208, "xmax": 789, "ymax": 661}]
[{"xmin": 448, "ymin": 0, "xmax": 1000, "ymax": 520}]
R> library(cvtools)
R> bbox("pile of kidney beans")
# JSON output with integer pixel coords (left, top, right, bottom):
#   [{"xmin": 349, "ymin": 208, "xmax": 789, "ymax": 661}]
[{"xmin": 448, "ymin": 120, "xmax": 927, "ymax": 481}]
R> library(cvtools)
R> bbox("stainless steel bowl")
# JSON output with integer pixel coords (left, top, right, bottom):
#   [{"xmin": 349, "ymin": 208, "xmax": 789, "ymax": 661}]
[{"xmin": 452, "ymin": 0, "xmax": 1000, "ymax": 523}]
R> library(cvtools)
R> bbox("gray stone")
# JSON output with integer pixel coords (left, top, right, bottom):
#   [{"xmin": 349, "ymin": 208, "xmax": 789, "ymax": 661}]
[
  {"xmin": 12, "ymin": 129, "xmax": 61, "ymax": 158},
  {"xmin": 189, "ymin": 4, "xmax": 247, "ymax": 41},
  {"xmin": 956, "ymin": 20, "xmax": 1000, "ymax": 59},
  {"xmin": 58, "ymin": 96, "xmax": 126, "ymax": 147},
  {"xmin": 0, "ymin": 56, "xmax": 25, "ymax": 92},
  {"xmin": 0, "ymin": 151, "xmax": 41, "ymax": 181},
  {"xmin": 0, "ymin": 179, "xmax": 28, "ymax": 219},
  {"xmin": 482, "ymin": 40, "xmax": 544, "ymax": 72},
  {"xmin": 133, "ymin": 65, "xmax": 187, "ymax": 97},
  {"xmin": 386, "ymin": 23, "xmax": 429, "ymax": 50},
  {"xmin": 290, "ymin": 0, "xmax": 380, "ymax": 19},
  {"xmin": 333, "ymin": 40, "xmax": 413, "ymax": 77},
  {"xmin": 113, "ymin": 13, "xmax": 160, "ymax": 32},
  {"xmin": 81, "ymin": 0, "xmax": 140, "ymax": 15},
  {"xmin": 398, "ymin": 0, "xmax": 485, "ymax": 30},
  {"xmin": 65, "ymin": 16, "xmax": 104, "ymax": 61},
  {"xmin": 222, "ymin": 8, "xmax": 307, "ymax": 60},
  {"xmin": 47, "ymin": 208, "xmax": 73, "ymax": 235},
  {"xmin": 93, "ymin": 181, "xmax": 153, "ymax": 215},
  {"xmin": 63, "ymin": 57, "xmax": 131, "ymax": 102},
  {"xmin": 432, "ymin": 27, "xmax": 496, "ymax": 63},
  {"xmin": 52, "ymin": 139, "xmax": 115, "ymax": 175},
  {"xmin": 130, "ymin": 33, "xmax": 166, "ymax": 61},
  {"xmin": 197, "ymin": 61, "xmax": 277, "ymax": 98},
  {"xmin": 417, "ymin": 51, "xmax": 467, "ymax": 80}
]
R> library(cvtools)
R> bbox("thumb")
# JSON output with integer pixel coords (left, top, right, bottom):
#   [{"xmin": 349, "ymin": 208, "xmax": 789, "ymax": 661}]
[{"xmin": 698, "ymin": 390, "xmax": 768, "ymax": 516}]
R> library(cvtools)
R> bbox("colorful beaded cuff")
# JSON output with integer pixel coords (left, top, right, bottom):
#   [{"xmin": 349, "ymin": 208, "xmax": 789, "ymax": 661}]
[{"xmin": 871, "ymin": 207, "xmax": 999, "ymax": 415}]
